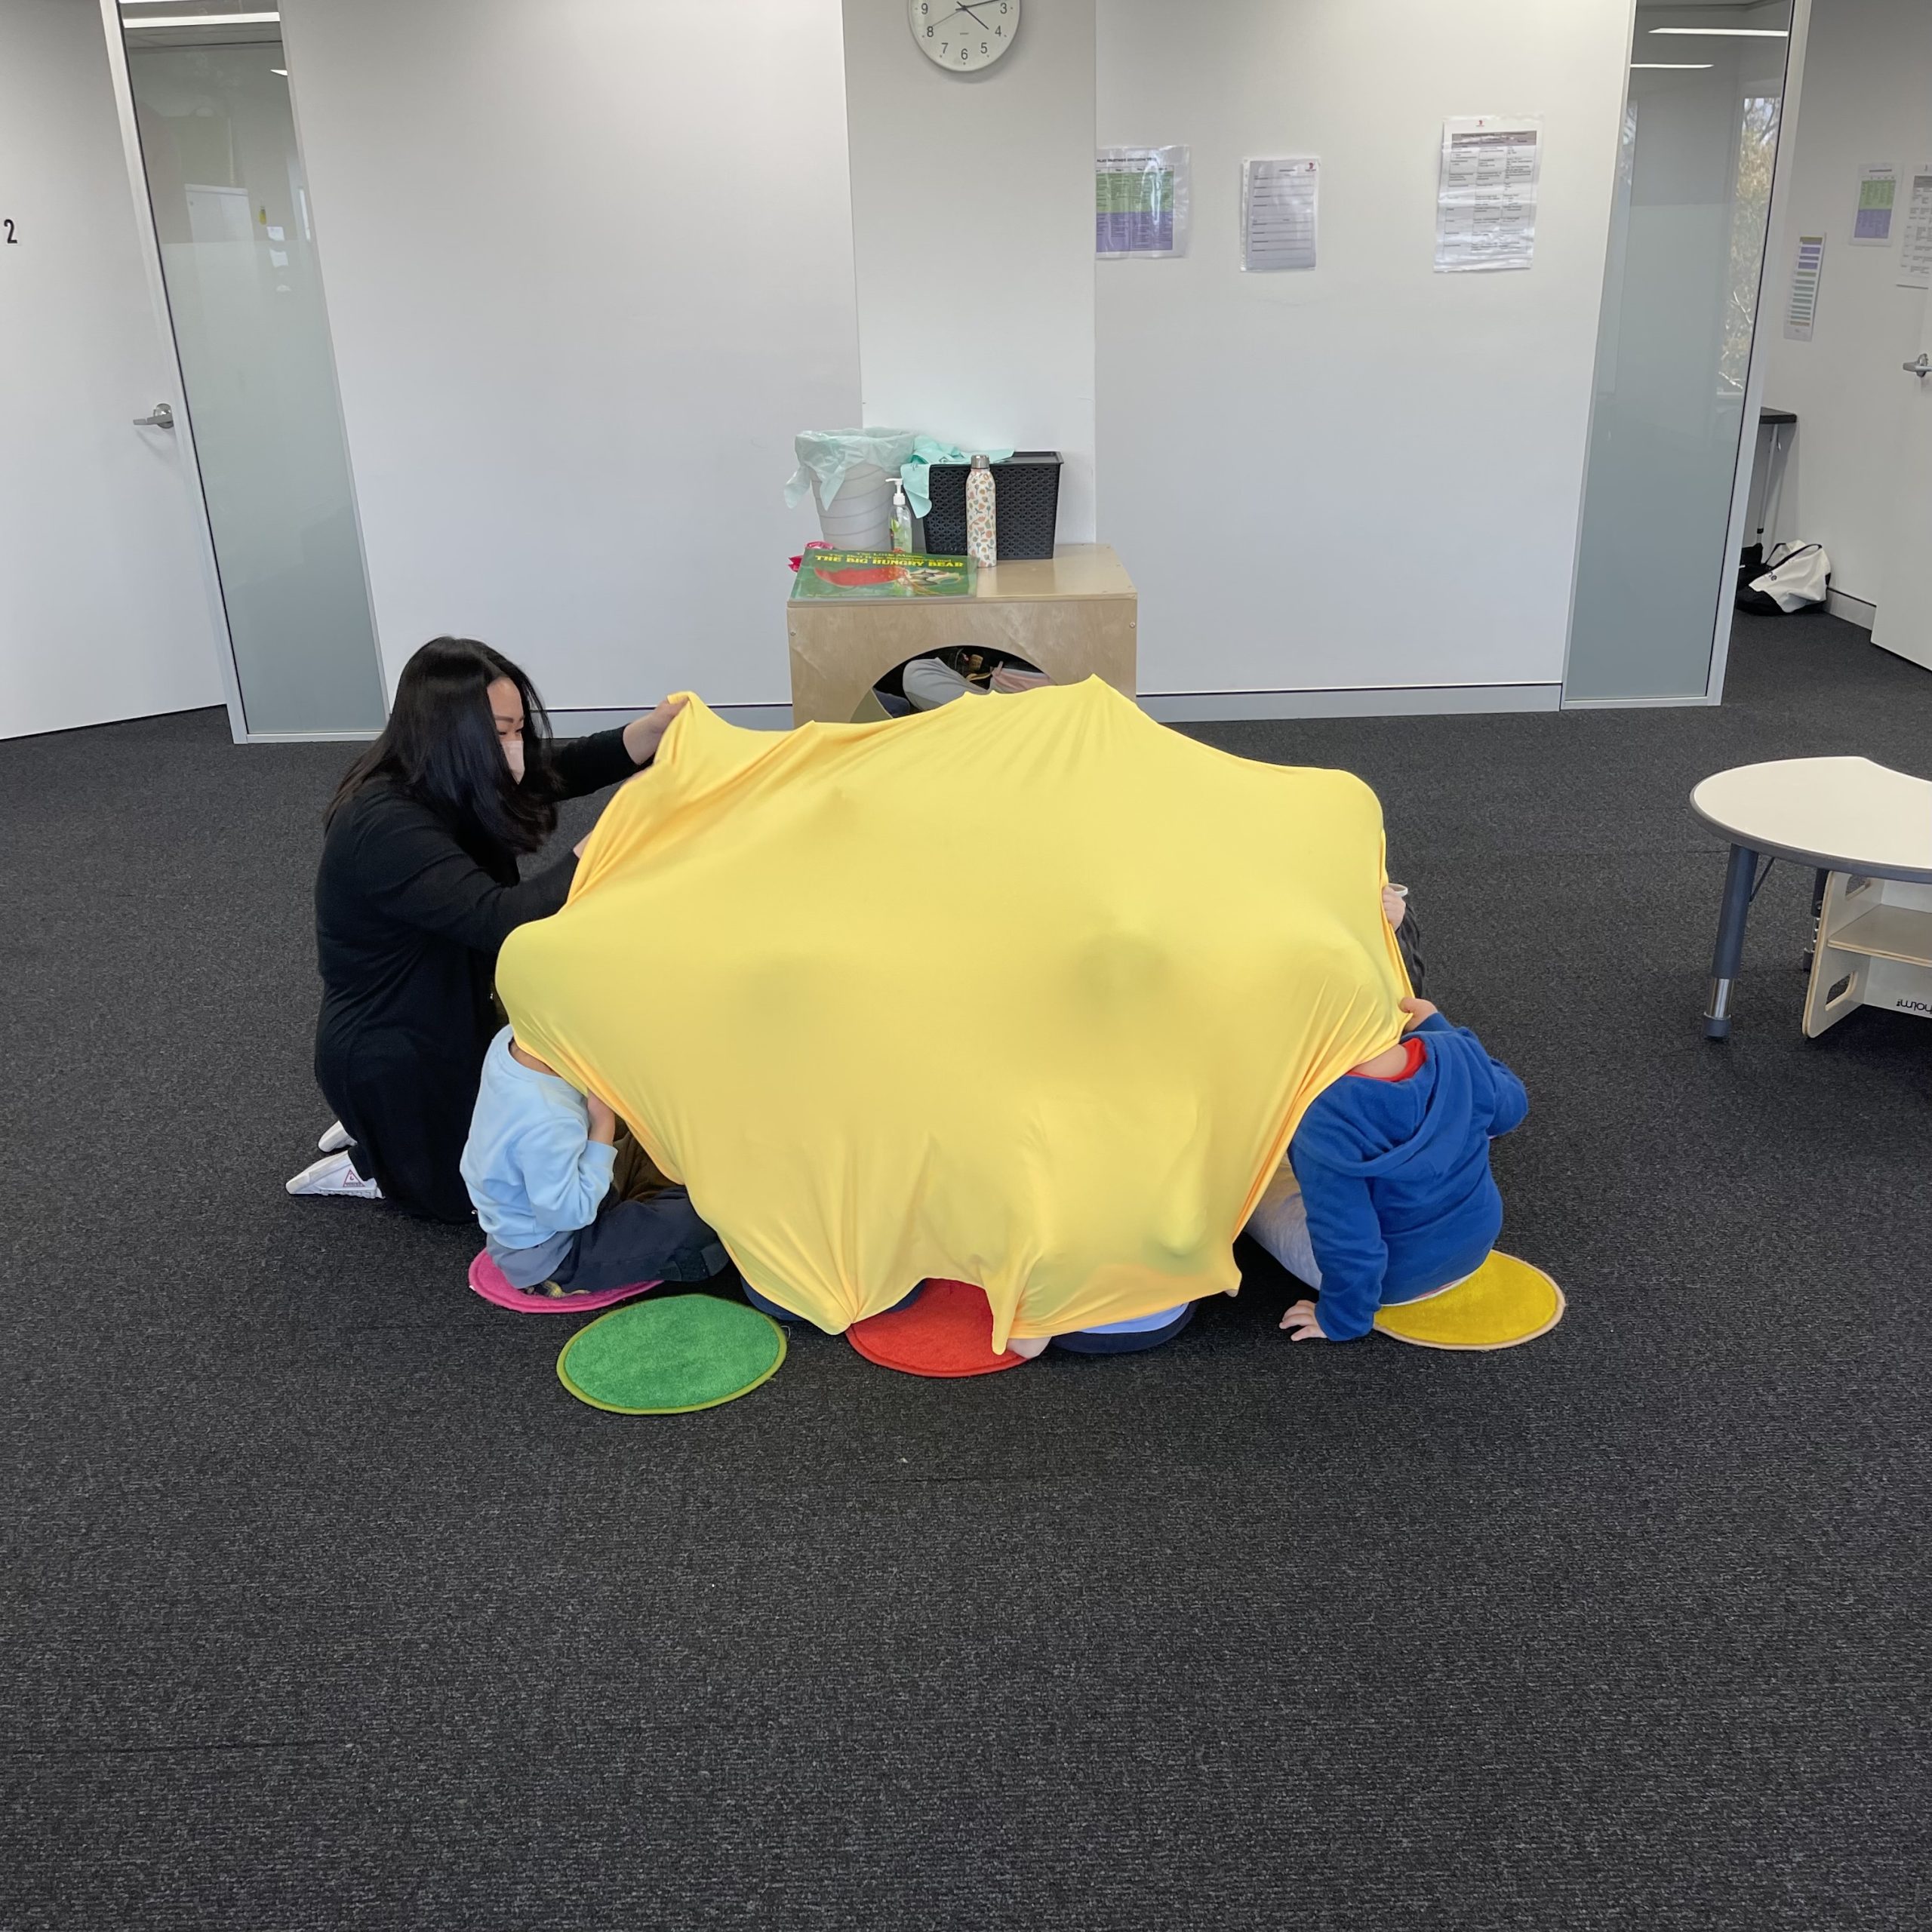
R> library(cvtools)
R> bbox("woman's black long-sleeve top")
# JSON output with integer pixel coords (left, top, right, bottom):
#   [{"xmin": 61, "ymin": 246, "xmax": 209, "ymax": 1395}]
[{"xmin": 312, "ymin": 730, "xmax": 638, "ymax": 1222}]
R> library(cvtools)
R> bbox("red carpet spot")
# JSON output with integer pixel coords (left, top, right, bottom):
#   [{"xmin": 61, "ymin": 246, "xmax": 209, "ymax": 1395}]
[{"xmin": 846, "ymin": 1278, "xmax": 1030, "ymax": 1379}]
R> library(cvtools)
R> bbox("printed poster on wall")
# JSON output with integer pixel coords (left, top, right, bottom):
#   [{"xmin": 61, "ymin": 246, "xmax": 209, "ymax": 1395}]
[
  {"xmin": 1435, "ymin": 116, "xmax": 1540, "ymax": 272},
  {"xmin": 1096, "ymin": 147, "xmax": 1190, "ymax": 258},
  {"xmin": 1784, "ymin": 235, "xmax": 1826, "ymax": 342},
  {"xmin": 1899, "ymin": 168, "xmax": 1932, "ymax": 290},
  {"xmin": 1850, "ymin": 165, "xmax": 1897, "ymax": 246},
  {"xmin": 1241, "ymin": 157, "xmax": 1319, "ymax": 272}
]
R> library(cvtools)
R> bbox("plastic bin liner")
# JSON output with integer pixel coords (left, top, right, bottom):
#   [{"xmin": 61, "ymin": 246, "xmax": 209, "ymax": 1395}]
[
  {"xmin": 784, "ymin": 429, "xmax": 918, "ymax": 509},
  {"xmin": 900, "ymin": 435, "xmax": 1014, "ymax": 517}
]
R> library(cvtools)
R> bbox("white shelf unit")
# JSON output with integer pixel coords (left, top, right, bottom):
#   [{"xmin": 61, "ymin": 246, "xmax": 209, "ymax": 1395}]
[{"xmin": 1803, "ymin": 873, "xmax": 1932, "ymax": 1037}]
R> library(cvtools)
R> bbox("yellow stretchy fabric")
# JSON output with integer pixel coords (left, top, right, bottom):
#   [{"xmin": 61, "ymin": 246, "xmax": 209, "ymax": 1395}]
[{"xmin": 497, "ymin": 680, "xmax": 1409, "ymax": 1346}]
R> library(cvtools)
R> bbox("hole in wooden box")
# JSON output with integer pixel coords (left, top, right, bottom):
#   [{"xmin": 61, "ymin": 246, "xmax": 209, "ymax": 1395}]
[{"xmin": 854, "ymin": 648, "xmax": 1052, "ymax": 723}]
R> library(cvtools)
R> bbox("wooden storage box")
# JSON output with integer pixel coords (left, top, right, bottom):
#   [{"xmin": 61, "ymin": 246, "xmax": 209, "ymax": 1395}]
[
  {"xmin": 1803, "ymin": 871, "xmax": 1932, "ymax": 1036},
  {"xmin": 786, "ymin": 543, "xmax": 1137, "ymax": 726}
]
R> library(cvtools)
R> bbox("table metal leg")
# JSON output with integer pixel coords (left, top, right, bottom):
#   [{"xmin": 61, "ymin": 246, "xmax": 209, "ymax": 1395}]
[
  {"xmin": 1705, "ymin": 842, "xmax": 1758, "ymax": 1038},
  {"xmin": 1803, "ymin": 866, "xmax": 1829, "ymax": 971}
]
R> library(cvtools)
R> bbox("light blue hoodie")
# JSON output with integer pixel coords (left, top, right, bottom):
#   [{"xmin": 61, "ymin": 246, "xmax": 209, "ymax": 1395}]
[{"xmin": 460, "ymin": 1027, "xmax": 617, "ymax": 1252}]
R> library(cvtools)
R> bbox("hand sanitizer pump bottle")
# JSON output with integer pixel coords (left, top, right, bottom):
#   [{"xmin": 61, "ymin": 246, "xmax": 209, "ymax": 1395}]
[
  {"xmin": 888, "ymin": 476, "xmax": 915, "ymax": 554},
  {"xmin": 966, "ymin": 453, "xmax": 998, "ymax": 568}
]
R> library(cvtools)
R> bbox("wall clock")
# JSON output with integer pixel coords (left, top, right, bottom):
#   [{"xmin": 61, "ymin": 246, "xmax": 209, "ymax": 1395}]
[{"xmin": 908, "ymin": 0, "xmax": 1020, "ymax": 73}]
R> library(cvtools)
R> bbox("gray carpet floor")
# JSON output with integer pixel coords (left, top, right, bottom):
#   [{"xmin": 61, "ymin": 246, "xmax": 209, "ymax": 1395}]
[{"xmin": 3, "ymin": 612, "xmax": 1927, "ymax": 1929}]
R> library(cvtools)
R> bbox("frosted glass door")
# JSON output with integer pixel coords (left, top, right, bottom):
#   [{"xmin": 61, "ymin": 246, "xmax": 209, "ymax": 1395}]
[
  {"xmin": 122, "ymin": 27, "xmax": 383, "ymax": 734},
  {"xmin": 1565, "ymin": 4, "xmax": 1795, "ymax": 703}
]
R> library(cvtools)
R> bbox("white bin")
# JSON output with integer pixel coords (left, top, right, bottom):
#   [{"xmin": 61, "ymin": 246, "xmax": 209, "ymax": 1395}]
[{"xmin": 812, "ymin": 461, "xmax": 895, "ymax": 551}]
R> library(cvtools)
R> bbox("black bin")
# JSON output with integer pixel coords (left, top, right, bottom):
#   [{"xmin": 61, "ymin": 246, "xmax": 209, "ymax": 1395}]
[{"xmin": 922, "ymin": 451, "xmax": 1062, "ymax": 562}]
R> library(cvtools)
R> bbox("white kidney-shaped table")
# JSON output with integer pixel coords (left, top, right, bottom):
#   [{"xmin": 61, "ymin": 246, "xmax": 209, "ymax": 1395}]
[{"xmin": 1690, "ymin": 757, "xmax": 1932, "ymax": 1038}]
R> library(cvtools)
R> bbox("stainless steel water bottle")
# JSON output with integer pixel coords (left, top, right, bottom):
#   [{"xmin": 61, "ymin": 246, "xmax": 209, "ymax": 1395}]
[{"xmin": 966, "ymin": 454, "xmax": 998, "ymax": 568}]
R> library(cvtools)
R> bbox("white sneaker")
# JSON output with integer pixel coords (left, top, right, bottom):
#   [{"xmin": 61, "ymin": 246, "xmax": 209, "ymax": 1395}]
[
  {"xmin": 285, "ymin": 1150, "xmax": 383, "ymax": 1200},
  {"xmin": 318, "ymin": 1120, "xmax": 352, "ymax": 1154}
]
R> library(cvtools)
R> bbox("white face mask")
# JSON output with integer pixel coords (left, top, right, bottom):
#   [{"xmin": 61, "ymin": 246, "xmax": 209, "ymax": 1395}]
[{"xmin": 502, "ymin": 734, "xmax": 526, "ymax": 783}]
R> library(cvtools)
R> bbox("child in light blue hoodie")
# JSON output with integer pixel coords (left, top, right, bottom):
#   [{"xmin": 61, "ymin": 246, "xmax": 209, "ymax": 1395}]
[{"xmin": 460, "ymin": 1026, "xmax": 728, "ymax": 1298}]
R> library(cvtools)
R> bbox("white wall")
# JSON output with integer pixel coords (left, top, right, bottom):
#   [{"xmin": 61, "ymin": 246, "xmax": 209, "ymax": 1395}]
[
  {"xmin": 280, "ymin": 0, "xmax": 863, "ymax": 712},
  {"xmin": 0, "ymin": 0, "xmax": 220, "ymax": 741},
  {"xmin": 841, "ymin": 0, "xmax": 1097, "ymax": 542},
  {"xmin": 1759, "ymin": 0, "xmax": 1932, "ymax": 607},
  {"xmin": 1097, "ymin": 0, "xmax": 1635, "ymax": 700}
]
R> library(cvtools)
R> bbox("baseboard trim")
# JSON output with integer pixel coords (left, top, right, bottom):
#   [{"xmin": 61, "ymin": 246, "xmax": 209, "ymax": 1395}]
[
  {"xmin": 558, "ymin": 688, "xmax": 1567, "ymax": 731},
  {"xmin": 1140, "ymin": 683, "xmax": 1562, "ymax": 721},
  {"xmin": 1561, "ymin": 692, "xmax": 1719, "ymax": 710},
  {"xmin": 5, "ymin": 700, "xmax": 231, "ymax": 746},
  {"xmin": 239, "ymin": 728, "xmax": 383, "ymax": 743},
  {"xmin": 550, "ymin": 703, "xmax": 793, "ymax": 734},
  {"xmin": 1827, "ymin": 588, "xmax": 1876, "ymax": 629}
]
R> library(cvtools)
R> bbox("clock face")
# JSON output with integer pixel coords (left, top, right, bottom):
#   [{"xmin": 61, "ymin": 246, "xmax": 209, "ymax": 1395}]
[{"xmin": 908, "ymin": 0, "xmax": 1020, "ymax": 73}]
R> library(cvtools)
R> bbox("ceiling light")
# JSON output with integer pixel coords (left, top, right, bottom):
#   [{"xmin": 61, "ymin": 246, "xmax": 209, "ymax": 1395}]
[
  {"xmin": 1648, "ymin": 26, "xmax": 1789, "ymax": 36},
  {"xmin": 1631, "ymin": 62, "xmax": 1715, "ymax": 69},
  {"xmin": 270, "ymin": 66, "xmax": 288, "ymax": 75},
  {"xmin": 125, "ymin": 11, "xmax": 281, "ymax": 26}
]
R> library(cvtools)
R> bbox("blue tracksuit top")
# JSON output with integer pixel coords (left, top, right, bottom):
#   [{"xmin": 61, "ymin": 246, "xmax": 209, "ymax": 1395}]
[{"xmin": 1287, "ymin": 1012, "xmax": 1528, "ymax": 1341}]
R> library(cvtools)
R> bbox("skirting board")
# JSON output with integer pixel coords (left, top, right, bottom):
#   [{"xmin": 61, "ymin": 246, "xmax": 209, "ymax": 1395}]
[
  {"xmin": 555, "ymin": 688, "xmax": 1564, "ymax": 733},
  {"xmin": 550, "ymin": 704, "xmax": 793, "ymax": 734},
  {"xmin": 1140, "ymin": 683, "xmax": 1561, "ymax": 722},
  {"xmin": 1827, "ymin": 588, "xmax": 1875, "ymax": 629},
  {"xmin": 1561, "ymin": 691, "xmax": 1719, "ymax": 710}
]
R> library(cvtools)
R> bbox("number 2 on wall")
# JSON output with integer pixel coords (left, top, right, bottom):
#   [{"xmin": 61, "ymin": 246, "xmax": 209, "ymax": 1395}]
[{"xmin": 4, "ymin": 220, "xmax": 16, "ymax": 244}]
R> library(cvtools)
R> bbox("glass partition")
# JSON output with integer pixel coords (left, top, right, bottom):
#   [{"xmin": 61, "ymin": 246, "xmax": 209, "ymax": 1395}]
[
  {"xmin": 1565, "ymin": 2, "xmax": 1796, "ymax": 703},
  {"xmin": 119, "ymin": 6, "xmax": 383, "ymax": 734}
]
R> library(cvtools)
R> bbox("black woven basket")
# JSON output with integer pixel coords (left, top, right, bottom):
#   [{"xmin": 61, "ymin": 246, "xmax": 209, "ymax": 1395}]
[{"xmin": 921, "ymin": 451, "xmax": 1062, "ymax": 562}]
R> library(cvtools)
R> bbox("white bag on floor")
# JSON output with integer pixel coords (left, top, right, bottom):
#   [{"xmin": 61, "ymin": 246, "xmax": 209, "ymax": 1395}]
[{"xmin": 1745, "ymin": 541, "xmax": 1830, "ymax": 614}]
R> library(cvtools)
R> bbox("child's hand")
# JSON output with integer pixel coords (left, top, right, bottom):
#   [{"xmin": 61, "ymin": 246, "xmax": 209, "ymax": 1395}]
[
  {"xmin": 585, "ymin": 1094, "xmax": 619, "ymax": 1145},
  {"xmin": 1280, "ymin": 1298, "xmax": 1330, "ymax": 1343},
  {"xmin": 1382, "ymin": 884, "xmax": 1407, "ymax": 930},
  {"xmin": 1399, "ymin": 995, "xmax": 1438, "ymax": 1030}
]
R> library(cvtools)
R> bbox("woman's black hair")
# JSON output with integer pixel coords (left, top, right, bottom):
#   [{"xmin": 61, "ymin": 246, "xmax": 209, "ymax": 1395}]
[{"xmin": 328, "ymin": 637, "xmax": 558, "ymax": 860}]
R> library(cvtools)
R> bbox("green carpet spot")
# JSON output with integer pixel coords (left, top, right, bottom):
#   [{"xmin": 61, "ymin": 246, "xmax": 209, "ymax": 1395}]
[{"xmin": 557, "ymin": 1296, "xmax": 786, "ymax": 1414}]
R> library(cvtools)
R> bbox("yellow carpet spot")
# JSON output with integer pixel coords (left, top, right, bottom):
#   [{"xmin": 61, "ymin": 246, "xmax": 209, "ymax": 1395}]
[{"xmin": 1374, "ymin": 1252, "xmax": 1564, "ymax": 1350}]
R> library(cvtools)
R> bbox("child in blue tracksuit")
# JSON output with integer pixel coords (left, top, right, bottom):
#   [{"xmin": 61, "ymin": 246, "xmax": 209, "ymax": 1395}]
[
  {"xmin": 1246, "ymin": 998, "xmax": 1527, "ymax": 1342},
  {"xmin": 460, "ymin": 1026, "xmax": 728, "ymax": 1298}
]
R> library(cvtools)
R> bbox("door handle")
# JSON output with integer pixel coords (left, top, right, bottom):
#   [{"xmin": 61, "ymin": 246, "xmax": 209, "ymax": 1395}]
[
  {"xmin": 1906, "ymin": 354, "xmax": 1931, "ymax": 379},
  {"xmin": 133, "ymin": 401, "xmax": 175, "ymax": 429}
]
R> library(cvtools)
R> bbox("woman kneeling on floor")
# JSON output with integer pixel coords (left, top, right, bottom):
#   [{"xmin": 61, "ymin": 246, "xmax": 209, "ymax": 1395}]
[{"xmin": 288, "ymin": 637, "xmax": 684, "ymax": 1220}]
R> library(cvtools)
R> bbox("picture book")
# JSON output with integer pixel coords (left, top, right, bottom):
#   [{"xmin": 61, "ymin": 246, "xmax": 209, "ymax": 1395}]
[{"xmin": 792, "ymin": 551, "xmax": 977, "ymax": 600}]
